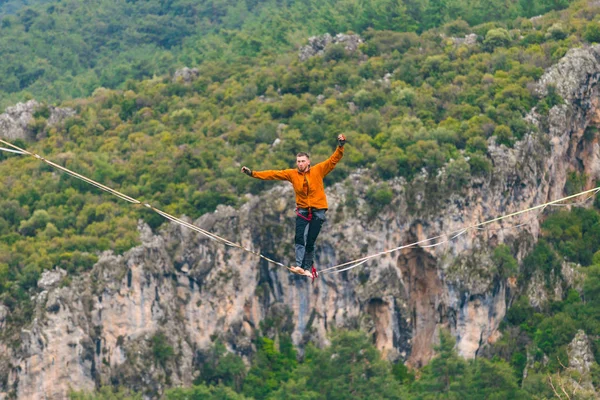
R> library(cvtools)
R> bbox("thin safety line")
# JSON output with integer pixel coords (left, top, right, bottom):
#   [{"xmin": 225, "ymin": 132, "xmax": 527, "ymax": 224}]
[
  {"xmin": 2, "ymin": 137, "xmax": 599, "ymax": 278},
  {"xmin": 0, "ymin": 146, "xmax": 26, "ymax": 154},
  {"xmin": 0, "ymin": 138, "xmax": 293, "ymax": 272},
  {"xmin": 319, "ymin": 188, "xmax": 600, "ymax": 274}
]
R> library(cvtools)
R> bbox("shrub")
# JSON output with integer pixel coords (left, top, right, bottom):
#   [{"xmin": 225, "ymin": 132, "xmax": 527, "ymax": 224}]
[
  {"xmin": 484, "ymin": 28, "xmax": 512, "ymax": 51},
  {"xmin": 323, "ymin": 44, "xmax": 347, "ymax": 62},
  {"xmin": 546, "ymin": 23, "xmax": 568, "ymax": 41},
  {"xmin": 444, "ymin": 19, "xmax": 470, "ymax": 36},
  {"xmin": 366, "ymin": 184, "xmax": 394, "ymax": 216},
  {"xmin": 151, "ymin": 332, "xmax": 174, "ymax": 368},
  {"xmin": 445, "ymin": 158, "xmax": 471, "ymax": 190},
  {"xmin": 375, "ymin": 147, "xmax": 409, "ymax": 179},
  {"xmin": 492, "ymin": 244, "xmax": 518, "ymax": 278},
  {"xmin": 468, "ymin": 153, "xmax": 492, "ymax": 176},
  {"xmin": 494, "ymin": 125, "xmax": 513, "ymax": 146},
  {"xmin": 170, "ymin": 108, "xmax": 194, "ymax": 126},
  {"xmin": 584, "ymin": 23, "xmax": 600, "ymax": 43}
]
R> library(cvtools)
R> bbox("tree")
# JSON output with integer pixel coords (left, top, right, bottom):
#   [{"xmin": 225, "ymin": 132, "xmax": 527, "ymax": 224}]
[
  {"xmin": 165, "ymin": 384, "xmax": 249, "ymax": 400},
  {"xmin": 265, "ymin": 378, "xmax": 320, "ymax": 400},
  {"xmin": 414, "ymin": 330, "xmax": 467, "ymax": 395},
  {"xmin": 534, "ymin": 313, "xmax": 576, "ymax": 357},
  {"xmin": 357, "ymin": 0, "xmax": 413, "ymax": 32},
  {"xmin": 150, "ymin": 332, "xmax": 174, "ymax": 368},
  {"xmin": 584, "ymin": 23, "xmax": 600, "ymax": 43},
  {"xmin": 299, "ymin": 330, "xmax": 405, "ymax": 400},
  {"xmin": 242, "ymin": 336, "xmax": 298, "ymax": 399},
  {"xmin": 492, "ymin": 244, "xmax": 518, "ymax": 278},
  {"xmin": 69, "ymin": 386, "xmax": 142, "ymax": 400},
  {"xmin": 195, "ymin": 340, "xmax": 246, "ymax": 391},
  {"xmin": 484, "ymin": 28, "xmax": 512, "ymax": 51},
  {"xmin": 466, "ymin": 358, "xmax": 528, "ymax": 399}
]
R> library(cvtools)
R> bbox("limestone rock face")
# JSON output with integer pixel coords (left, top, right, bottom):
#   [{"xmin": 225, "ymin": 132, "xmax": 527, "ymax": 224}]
[
  {"xmin": 0, "ymin": 100, "xmax": 75, "ymax": 141},
  {"xmin": 450, "ymin": 33, "xmax": 478, "ymax": 46},
  {"xmin": 536, "ymin": 46, "xmax": 600, "ymax": 103},
  {"xmin": 173, "ymin": 67, "xmax": 199, "ymax": 84},
  {"xmin": 299, "ymin": 33, "xmax": 363, "ymax": 61},
  {"xmin": 47, "ymin": 106, "xmax": 76, "ymax": 127},
  {"xmin": 0, "ymin": 305, "xmax": 7, "ymax": 329},
  {"xmin": 38, "ymin": 269, "xmax": 67, "ymax": 291},
  {"xmin": 566, "ymin": 330, "xmax": 597, "ymax": 394},
  {"xmin": 568, "ymin": 330, "xmax": 595, "ymax": 375},
  {"xmin": 4, "ymin": 46, "xmax": 600, "ymax": 400},
  {"xmin": 0, "ymin": 100, "xmax": 41, "ymax": 141}
]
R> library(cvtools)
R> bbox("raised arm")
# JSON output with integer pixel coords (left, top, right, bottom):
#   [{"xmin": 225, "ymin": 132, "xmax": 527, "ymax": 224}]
[
  {"xmin": 314, "ymin": 134, "xmax": 346, "ymax": 177},
  {"xmin": 241, "ymin": 166, "xmax": 292, "ymax": 181}
]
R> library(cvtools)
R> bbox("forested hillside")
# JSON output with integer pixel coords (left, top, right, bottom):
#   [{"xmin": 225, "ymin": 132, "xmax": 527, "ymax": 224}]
[
  {"xmin": 3, "ymin": 0, "xmax": 600, "ymax": 398},
  {"xmin": 0, "ymin": 0, "xmax": 575, "ymax": 108}
]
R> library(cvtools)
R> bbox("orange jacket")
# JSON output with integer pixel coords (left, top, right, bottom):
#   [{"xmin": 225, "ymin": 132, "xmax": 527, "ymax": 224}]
[{"xmin": 252, "ymin": 146, "xmax": 344, "ymax": 209}]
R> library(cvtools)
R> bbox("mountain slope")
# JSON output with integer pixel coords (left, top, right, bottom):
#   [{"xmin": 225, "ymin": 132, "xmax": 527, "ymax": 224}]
[
  {"xmin": 2, "ymin": 0, "xmax": 600, "ymax": 398},
  {"xmin": 0, "ymin": 0, "xmax": 576, "ymax": 108}
]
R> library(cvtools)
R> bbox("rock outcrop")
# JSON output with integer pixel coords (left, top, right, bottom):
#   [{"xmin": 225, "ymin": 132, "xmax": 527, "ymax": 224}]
[
  {"xmin": 3, "ymin": 46, "xmax": 600, "ymax": 400},
  {"xmin": 0, "ymin": 100, "xmax": 41, "ymax": 141},
  {"xmin": 173, "ymin": 67, "xmax": 199, "ymax": 84},
  {"xmin": 567, "ymin": 330, "xmax": 596, "ymax": 392},
  {"xmin": 299, "ymin": 33, "xmax": 363, "ymax": 61},
  {"xmin": 0, "ymin": 100, "xmax": 75, "ymax": 141},
  {"xmin": 449, "ymin": 33, "xmax": 478, "ymax": 46}
]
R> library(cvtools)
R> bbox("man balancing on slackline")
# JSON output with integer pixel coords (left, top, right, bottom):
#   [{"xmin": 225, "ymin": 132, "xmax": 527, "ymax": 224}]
[{"xmin": 241, "ymin": 134, "xmax": 346, "ymax": 279}]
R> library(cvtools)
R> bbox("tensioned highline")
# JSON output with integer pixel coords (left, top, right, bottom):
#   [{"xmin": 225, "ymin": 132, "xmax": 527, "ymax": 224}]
[{"xmin": 1, "ymin": 137, "xmax": 599, "ymax": 278}]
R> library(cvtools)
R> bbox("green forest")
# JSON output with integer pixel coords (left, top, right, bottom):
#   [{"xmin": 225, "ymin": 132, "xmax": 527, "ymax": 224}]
[
  {"xmin": 2, "ymin": 0, "xmax": 600, "ymax": 397},
  {"xmin": 0, "ymin": 0, "xmax": 578, "ymax": 109}
]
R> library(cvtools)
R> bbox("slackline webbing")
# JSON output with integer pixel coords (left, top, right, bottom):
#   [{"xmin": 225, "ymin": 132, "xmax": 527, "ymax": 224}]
[{"xmin": 1, "ymin": 138, "xmax": 599, "ymax": 277}]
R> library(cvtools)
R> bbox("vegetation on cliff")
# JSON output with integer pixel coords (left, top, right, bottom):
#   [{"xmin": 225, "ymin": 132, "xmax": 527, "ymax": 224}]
[
  {"xmin": 2, "ymin": 1, "xmax": 596, "ymax": 320},
  {"xmin": 72, "ymin": 329, "xmax": 533, "ymax": 399},
  {"xmin": 68, "ymin": 205, "xmax": 600, "ymax": 398}
]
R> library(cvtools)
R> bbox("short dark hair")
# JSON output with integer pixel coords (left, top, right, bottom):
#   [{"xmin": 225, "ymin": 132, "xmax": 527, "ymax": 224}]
[{"xmin": 296, "ymin": 152, "xmax": 310, "ymax": 159}]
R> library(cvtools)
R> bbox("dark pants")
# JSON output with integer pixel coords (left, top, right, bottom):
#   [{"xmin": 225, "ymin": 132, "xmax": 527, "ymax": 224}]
[{"xmin": 295, "ymin": 208, "xmax": 326, "ymax": 270}]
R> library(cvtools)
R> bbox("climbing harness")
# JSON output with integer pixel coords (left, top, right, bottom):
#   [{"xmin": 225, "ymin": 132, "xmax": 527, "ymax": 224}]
[
  {"xmin": 2, "ymin": 137, "xmax": 600, "ymax": 280},
  {"xmin": 295, "ymin": 207, "xmax": 313, "ymax": 221}
]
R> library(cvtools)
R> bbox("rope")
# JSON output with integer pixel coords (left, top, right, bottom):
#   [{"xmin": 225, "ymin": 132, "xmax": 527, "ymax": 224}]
[
  {"xmin": 0, "ymin": 146, "xmax": 26, "ymax": 154},
  {"xmin": 318, "ymin": 188, "xmax": 600, "ymax": 274},
  {"xmin": 1, "ymin": 137, "xmax": 599, "ymax": 278},
  {"xmin": 0, "ymin": 138, "xmax": 292, "ymax": 272},
  {"xmin": 472, "ymin": 206, "xmax": 547, "ymax": 232},
  {"xmin": 547, "ymin": 191, "xmax": 598, "ymax": 207}
]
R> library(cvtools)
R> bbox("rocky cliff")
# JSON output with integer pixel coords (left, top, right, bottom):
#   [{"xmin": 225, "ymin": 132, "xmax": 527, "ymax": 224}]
[
  {"xmin": 0, "ymin": 100, "xmax": 75, "ymax": 142},
  {"xmin": 3, "ymin": 45, "xmax": 600, "ymax": 398}
]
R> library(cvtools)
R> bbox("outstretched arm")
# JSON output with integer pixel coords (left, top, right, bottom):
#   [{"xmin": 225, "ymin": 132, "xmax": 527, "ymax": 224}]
[
  {"xmin": 314, "ymin": 134, "xmax": 346, "ymax": 177},
  {"xmin": 241, "ymin": 166, "xmax": 291, "ymax": 181}
]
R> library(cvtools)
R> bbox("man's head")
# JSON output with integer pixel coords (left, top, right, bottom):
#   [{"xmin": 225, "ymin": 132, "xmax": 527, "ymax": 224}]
[{"xmin": 296, "ymin": 152, "xmax": 310, "ymax": 172}]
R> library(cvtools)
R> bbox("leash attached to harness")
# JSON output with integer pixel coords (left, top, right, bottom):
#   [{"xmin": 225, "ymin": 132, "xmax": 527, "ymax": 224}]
[{"xmin": 311, "ymin": 265, "xmax": 318, "ymax": 282}]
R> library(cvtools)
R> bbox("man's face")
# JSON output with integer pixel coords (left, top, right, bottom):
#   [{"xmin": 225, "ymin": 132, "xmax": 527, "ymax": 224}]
[{"xmin": 296, "ymin": 156, "xmax": 310, "ymax": 172}]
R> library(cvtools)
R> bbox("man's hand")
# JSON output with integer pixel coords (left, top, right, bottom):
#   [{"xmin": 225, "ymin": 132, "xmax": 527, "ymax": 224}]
[
  {"xmin": 337, "ymin": 134, "xmax": 346, "ymax": 147},
  {"xmin": 241, "ymin": 166, "xmax": 253, "ymax": 177}
]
